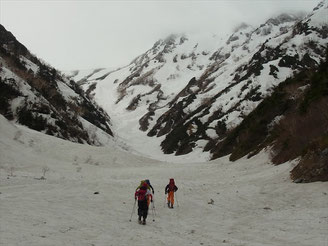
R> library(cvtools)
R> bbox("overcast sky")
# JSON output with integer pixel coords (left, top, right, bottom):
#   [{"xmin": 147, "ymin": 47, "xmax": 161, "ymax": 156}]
[{"xmin": 0, "ymin": 0, "xmax": 322, "ymax": 71}]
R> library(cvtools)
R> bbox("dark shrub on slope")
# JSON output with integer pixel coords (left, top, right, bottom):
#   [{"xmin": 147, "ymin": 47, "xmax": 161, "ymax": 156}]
[{"xmin": 211, "ymin": 50, "xmax": 328, "ymax": 182}]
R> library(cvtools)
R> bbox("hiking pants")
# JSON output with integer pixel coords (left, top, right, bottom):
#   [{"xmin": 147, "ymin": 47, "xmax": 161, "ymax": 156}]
[
  {"xmin": 167, "ymin": 191, "xmax": 174, "ymax": 205},
  {"xmin": 138, "ymin": 200, "xmax": 148, "ymax": 220}
]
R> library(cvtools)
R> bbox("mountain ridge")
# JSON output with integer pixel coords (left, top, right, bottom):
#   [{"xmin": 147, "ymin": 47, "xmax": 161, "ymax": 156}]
[{"xmin": 0, "ymin": 24, "xmax": 114, "ymax": 146}]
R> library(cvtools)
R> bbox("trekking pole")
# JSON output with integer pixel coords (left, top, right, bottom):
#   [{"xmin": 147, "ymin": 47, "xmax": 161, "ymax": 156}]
[
  {"xmin": 164, "ymin": 193, "xmax": 167, "ymax": 208},
  {"xmin": 151, "ymin": 202, "xmax": 155, "ymax": 222},
  {"xmin": 152, "ymin": 200, "xmax": 157, "ymax": 217},
  {"xmin": 175, "ymin": 192, "xmax": 179, "ymax": 207},
  {"xmin": 129, "ymin": 199, "xmax": 137, "ymax": 222}
]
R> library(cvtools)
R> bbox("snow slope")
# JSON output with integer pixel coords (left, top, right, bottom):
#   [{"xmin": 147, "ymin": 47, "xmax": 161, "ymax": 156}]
[{"xmin": 1, "ymin": 115, "xmax": 327, "ymax": 246}]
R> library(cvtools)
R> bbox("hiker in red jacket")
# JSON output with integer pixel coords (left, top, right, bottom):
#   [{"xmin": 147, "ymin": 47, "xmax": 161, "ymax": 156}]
[
  {"xmin": 135, "ymin": 182, "xmax": 153, "ymax": 224},
  {"xmin": 165, "ymin": 178, "xmax": 178, "ymax": 208}
]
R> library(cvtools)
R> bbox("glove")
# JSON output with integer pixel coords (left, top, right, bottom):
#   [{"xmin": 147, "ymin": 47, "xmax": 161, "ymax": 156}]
[
  {"xmin": 151, "ymin": 199, "xmax": 153, "ymax": 203},
  {"xmin": 165, "ymin": 191, "xmax": 167, "ymax": 194}
]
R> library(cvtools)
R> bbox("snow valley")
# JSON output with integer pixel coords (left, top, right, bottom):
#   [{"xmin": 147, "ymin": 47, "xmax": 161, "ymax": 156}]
[{"xmin": 0, "ymin": 115, "xmax": 327, "ymax": 246}]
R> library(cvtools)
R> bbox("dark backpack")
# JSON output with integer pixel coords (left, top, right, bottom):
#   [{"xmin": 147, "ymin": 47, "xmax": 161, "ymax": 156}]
[{"xmin": 168, "ymin": 178, "xmax": 175, "ymax": 191}]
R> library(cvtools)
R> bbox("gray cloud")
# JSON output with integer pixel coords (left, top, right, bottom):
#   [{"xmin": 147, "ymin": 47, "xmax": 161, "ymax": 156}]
[{"xmin": 0, "ymin": 0, "xmax": 321, "ymax": 70}]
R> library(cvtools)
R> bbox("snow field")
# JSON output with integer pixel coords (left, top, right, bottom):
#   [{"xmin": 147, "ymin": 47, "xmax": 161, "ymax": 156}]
[{"xmin": 1, "ymin": 115, "xmax": 327, "ymax": 246}]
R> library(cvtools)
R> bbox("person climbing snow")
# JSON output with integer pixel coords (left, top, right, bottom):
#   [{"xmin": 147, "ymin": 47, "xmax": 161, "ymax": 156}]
[
  {"xmin": 165, "ymin": 178, "xmax": 178, "ymax": 209},
  {"xmin": 136, "ymin": 179, "xmax": 154, "ymax": 206},
  {"xmin": 135, "ymin": 182, "xmax": 153, "ymax": 225}
]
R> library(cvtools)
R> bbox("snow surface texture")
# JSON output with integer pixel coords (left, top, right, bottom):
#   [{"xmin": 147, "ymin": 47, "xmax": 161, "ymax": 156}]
[
  {"xmin": 67, "ymin": 2, "xmax": 328, "ymax": 162},
  {"xmin": 1, "ymin": 115, "xmax": 327, "ymax": 246}
]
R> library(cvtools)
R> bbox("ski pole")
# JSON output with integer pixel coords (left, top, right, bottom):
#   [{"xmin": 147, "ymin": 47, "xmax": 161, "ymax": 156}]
[{"xmin": 129, "ymin": 199, "xmax": 137, "ymax": 222}]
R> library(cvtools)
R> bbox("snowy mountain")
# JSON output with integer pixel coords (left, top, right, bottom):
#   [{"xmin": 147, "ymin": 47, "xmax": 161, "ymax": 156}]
[
  {"xmin": 0, "ymin": 25, "xmax": 113, "ymax": 146},
  {"xmin": 68, "ymin": 1, "xmax": 328, "ymax": 165},
  {"xmin": 0, "ymin": 3, "xmax": 327, "ymax": 244},
  {"xmin": 1, "ymin": 1, "xmax": 327, "ymax": 181}
]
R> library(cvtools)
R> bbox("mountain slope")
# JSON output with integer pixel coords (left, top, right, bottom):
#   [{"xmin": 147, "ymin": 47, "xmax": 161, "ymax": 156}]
[
  {"xmin": 0, "ymin": 24, "xmax": 113, "ymax": 146},
  {"xmin": 68, "ymin": 1, "xmax": 328, "ymax": 163},
  {"xmin": 210, "ymin": 51, "xmax": 328, "ymax": 182}
]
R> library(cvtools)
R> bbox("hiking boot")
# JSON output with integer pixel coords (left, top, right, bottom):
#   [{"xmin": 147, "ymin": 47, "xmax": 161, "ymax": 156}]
[
  {"xmin": 167, "ymin": 202, "xmax": 170, "ymax": 208},
  {"xmin": 170, "ymin": 205, "xmax": 174, "ymax": 209},
  {"xmin": 138, "ymin": 216, "xmax": 142, "ymax": 224},
  {"xmin": 142, "ymin": 220, "xmax": 146, "ymax": 225}
]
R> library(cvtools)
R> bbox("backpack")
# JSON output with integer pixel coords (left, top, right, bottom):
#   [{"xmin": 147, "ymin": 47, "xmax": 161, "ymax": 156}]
[
  {"xmin": 136, "ymin": 189, "xmax": 147, "ymax": 201},
  {"xmin": 136, "ymin": 183, "xmax": 149, "ymax": 201},
  {"xmin": 168, "ymin": 178, "xmax": 175, "ymax": 191}
]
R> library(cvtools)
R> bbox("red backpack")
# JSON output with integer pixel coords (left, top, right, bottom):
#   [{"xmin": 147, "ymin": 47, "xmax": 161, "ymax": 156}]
[
  {"xmin": 136, "ymin": 189, "xmax": 147, "ymax": 201},
  {"xmin": 136, "ymin": 184, "xmax": 148, "ymax": 201}
]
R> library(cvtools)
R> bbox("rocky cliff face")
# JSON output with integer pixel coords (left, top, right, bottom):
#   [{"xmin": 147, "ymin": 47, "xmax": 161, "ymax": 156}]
[
  {"xmin": 0, "ymin": 25, "xmax": 113, "ymax": 145},
  {"xmin": 68, "ymin": 1, "xmax": 327, "ymax": 164}
]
